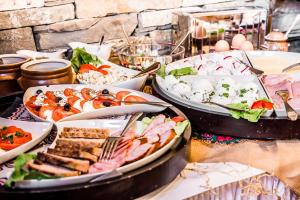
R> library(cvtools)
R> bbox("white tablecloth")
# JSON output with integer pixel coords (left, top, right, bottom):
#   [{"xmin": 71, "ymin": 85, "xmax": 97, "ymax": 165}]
[{"xmin": 138, "ymin": 162, "xmax": 298, "ymax": 200}]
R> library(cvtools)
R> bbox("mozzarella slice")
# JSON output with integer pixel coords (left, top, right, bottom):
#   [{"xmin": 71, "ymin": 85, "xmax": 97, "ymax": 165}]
[
  {"xmin": 73, "ymin": 100, "xmax": 82, "ymax": 111},
  {"xmin": 82, "ymin": 101, "xmax": 95, "ymax": 112}
]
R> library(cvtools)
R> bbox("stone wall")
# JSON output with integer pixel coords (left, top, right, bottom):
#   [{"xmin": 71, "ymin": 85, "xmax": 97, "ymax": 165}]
[{"xmin": 0, "ymin": 0, "xmax": 269, "ymax": 54}]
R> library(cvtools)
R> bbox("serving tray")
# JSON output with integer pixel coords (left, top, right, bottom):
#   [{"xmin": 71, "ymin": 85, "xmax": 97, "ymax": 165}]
[
  {"xmin": 0, "ymin": 93, "xmax": 191, "ymax": 199},
  {"xmin": 153, "ymin": 78, "xmax": 300, "ymax": 139}
]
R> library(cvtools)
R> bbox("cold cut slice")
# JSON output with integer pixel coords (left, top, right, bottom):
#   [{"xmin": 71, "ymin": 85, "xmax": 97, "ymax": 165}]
[
  {"xmin": 159, "ymin": 130, "xmax": 176, "ymax": 148},
  {"xmin": 142, "ymin": 114, "xmax": 165, "ymax": 135},
  {"xmin": 126, "ymin": 143, "xmax": 152, "ymax": 163}
]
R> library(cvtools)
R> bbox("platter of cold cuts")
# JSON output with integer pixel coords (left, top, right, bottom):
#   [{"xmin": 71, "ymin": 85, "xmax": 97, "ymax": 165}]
[{"xmin": 153, "ymin": 51, "xmax": 300, "ymax": 139}]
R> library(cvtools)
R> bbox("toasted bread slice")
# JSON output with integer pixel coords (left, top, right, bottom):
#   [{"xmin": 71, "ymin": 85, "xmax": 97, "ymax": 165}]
[
  {"xmin": 61, "ymin": 127, "xmax": 109, "ymax": 139},
  {"xmin": 27, "ymin": 160, "xmax": 79, "ymax": 177},
  {"xmin": 37, "ymin": 152, "xmax": 90, "ymax": 173},
  {"xmin": 56, "ymin": 138, "xmax": 105, "ymax": 148},
  {"xmin": 48, "ymin": 148, "xmax": 98, "ymax": 163}
]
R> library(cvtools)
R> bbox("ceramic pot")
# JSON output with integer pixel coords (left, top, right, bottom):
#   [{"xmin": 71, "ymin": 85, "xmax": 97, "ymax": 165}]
[
  {"xmin": 18, "ymin": 59, "xmax": 75, "ymax": 91},
  {"xmin": 0, "ymin": 54, "xmax": 31, "ymax": 96},
  {"xmin": 261, "ymin": 29, "xmax": 289, "ymax": 51}
]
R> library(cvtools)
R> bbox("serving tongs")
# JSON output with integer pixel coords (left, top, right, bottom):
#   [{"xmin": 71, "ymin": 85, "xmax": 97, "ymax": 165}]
[
  {"xmin": 275, "ymin": 90, "xmax": 298, "ymax": 121},
  {"xmin": 132, "ymin": 62, "xmax": 161, "ymax": 78},
  {"xmin": 235, "ymin": 51, "xmax": 264, "ymax": 76},
  {"xmin": 202, "ymin": 101, "xmax": 247, "ymax": 112}
]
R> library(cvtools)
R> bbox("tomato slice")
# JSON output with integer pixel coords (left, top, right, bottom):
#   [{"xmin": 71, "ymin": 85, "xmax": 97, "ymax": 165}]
[
  {"xmin": 262, "ymin": 101, "xmax": 273, "ymax": 110},
  {"xmin": 124, "ymin": 95, "xmax": 147, "ymax": 102},
  {"xmin": 81, "ymin": 88, "xmax": 94, "ymax": 100},
  {"xmin": 45, "ymin": 91, "xmax": 56, "ymax": 101},
  {"xmin": 251, "ymin": 100, "xmax": 273, "ymax": 110},
  {"xmin": 0, "ymin": 143, "xmax": 21, "ymax": 151},
  {"xmin": 98, "ymin": 65, "xmax": 111, "ymax": 70},
  {"xmin": 171, "ymin": 116, "xmax": 185, "ymax": 123},
  {"xmin": 116, "ymin": 91, "xmax": 130, "ymax": 101},
  {"xmin": 79, "ymin": 64, "xmax": 97, "ymax": 73},
  {"xmin": 44, "ymin": 98, "xmax": 56, "ymax": 106},
  {"xmin": 13, "ymin": 132, "xmax": 32, "ymax": 144},
  {"xmin": 64, "ymin": 88, "xmax": 76, "ymax": 97},
  {"xmin": 39, "ymin": 105, "xmax": 56, "ymax": 119},
  {"xmin": 52, "ymin": 107, "xmax": 80, "ymax": 122},
  {"xmin": 97, "ymin": 69, "xmax": 109, "ymax": 75},
  {"xmin": 68, "ymin": 96, "xmax": 80, "ymax": 106},
  {"xmin": 80, "ymin": 100, "xmax": 87, "ymax": 109},
  {"xmin": 93, "ymin": 99, "xmax": 104, "ymax": 109}
]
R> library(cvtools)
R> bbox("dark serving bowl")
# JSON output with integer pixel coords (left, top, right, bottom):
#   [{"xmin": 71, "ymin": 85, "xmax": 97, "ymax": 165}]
[
  {"xmin": 152, "ymin": 78, "xmax": 300, "ymax": 140},
  {"xmin": 0, "ymin": 105, "xmax": 191, "ymax": 200}
]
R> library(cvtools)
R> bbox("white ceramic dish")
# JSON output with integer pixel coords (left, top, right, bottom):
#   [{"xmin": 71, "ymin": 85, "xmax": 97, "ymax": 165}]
[
  {"xmin": 69, "ymin": 42, "xmax": 112, "ymax": 61},
  {"xmin": 0, "ymin": 118, "xmax": 53, "ymax": 164},
  {"xmin": 76, "ymin": 58, "xmax": 147, "ymax": 91},
  {"xmin": 247, "ymin": 51, "xmax": 300, "ymax": 74},
  {"xmin": 23, "ymin": 84, "xmax": 167, "ymax": 123},
  {"xmin": 156, "ymin": 75, "xmax": 273, "ymax": 117},
  {"xmin": 14, "ymin": 118, "xmax": 181, "ymax": 188}
]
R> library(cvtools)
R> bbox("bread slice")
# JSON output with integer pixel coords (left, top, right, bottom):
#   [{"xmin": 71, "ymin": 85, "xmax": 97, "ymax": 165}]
[
  {"xmin": 37, "ymin": 152, "xmax": 90, "ymax": 173},
  {"xmin": 54, "ymin": 142, "xmax": 102, "ymax": 157},
  {"xmin": 47, "ymin": 148, "xmax": 98, "ymax": 163},
  {"xmin": 60, "ymin": 127, "xmax": 109, "ymax": 139},
  {"xmin": 27, "ymin": 160, "xmax": 79, "ymax": 177},
  {"xmin": 56, "ymin": 138, "xmax": 105, "ymax": 148}
]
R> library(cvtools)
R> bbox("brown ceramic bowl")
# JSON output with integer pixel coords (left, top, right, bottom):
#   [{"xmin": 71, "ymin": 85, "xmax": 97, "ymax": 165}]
[
  {"xmin": 0, "ymin": 54, "xmax": 31, "ymax": 96},
  {"xmin": 18, "ymin": 59, "xmax": 75, "ymax": 91}
]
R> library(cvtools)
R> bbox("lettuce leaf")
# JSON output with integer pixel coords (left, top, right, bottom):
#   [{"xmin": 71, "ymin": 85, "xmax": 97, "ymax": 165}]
[
  {"xmin": 157, "ymin": 65, "xmax": 167, "ymax": 78},
  {"xmin": 5, "ymin": 153, "xmax": 57, "ymax": 187},
  {"xmin": 174, "ymin": 120, "xmax": 189, "ymax": 135},
  {"xmin": 71, "ymin": 48, "xmax": 101, "ymax": 73},
  {"xmin": 169, "ymin": 67, "xmax": 197, "ymax": 77},
  {"xmin": 227, "ymin": 103, "xmax": 267, "ymax": 123}
]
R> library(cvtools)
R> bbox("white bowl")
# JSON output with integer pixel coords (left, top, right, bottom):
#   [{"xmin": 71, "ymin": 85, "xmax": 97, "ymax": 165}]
[{"xmin": 69, "ymin": 42, "xmax": 112, "ymax": 60}]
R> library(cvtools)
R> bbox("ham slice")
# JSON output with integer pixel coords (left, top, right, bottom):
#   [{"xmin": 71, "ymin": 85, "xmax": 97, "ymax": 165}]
[
  {"xmin": 261, "ymin": 74, "xmax": 300, "ymax": 109},
  {"xmin": 144, "ymin": 121, "xmax": 176, "ymax": 137},
  {"xmin": 126, "ymin": 143, "xmax": 152, "ymax": 163},
  {"xmin": 159, "ymin": 130, "xmax": 176, "ymax": 148},
  {"xmin": 142, "ymin": 114, "xmax": 165, "ymax": 135}
]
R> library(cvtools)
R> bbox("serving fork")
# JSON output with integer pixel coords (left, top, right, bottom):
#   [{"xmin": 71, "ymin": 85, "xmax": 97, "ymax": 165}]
[
  {"xmin": 275, "ymin": 90, "xmax": 298, "ymax": 121},
  {"xmin": 99, "ymin": 112, "xmax": 143, "ymax": 161},
  {"xmin": 89, "ymin": 93, "xmax": 173, "ymax": 108}
]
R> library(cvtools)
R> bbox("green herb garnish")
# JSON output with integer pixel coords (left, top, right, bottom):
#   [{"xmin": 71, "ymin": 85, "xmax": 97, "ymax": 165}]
[
  {"xmin": 222, "ymin": 84, "xmax": 230, "ymax": 88},
  {"xmin": 223, "ymin": 93, "xmax": 229, "ymax": 98},
  {"xmin": 15, "ymin": 131, "xmax": 23, "ymax": 137}
]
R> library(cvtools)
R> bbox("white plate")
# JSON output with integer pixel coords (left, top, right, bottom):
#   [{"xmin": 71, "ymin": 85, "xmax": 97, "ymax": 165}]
[
  {"xmin": 23, "ymin": 84, "xmax": 167, "ymax": 123},
  {"xmin": 14, "ymin": 118, "xmax": 181, "ymax": 188},
  {"xmin": 77, "ymin": 58, "xmax": 148, "ymax": 91},
  {"xmin": 69, "ymin": 42, "xmax": 112, "ymax": 61},
  {"xmin": 247, "ymin": 51, "xmax": 300, "ymax": 74},
  {"xmin": 0, "ymin": 118, "xmax": 53, "ymax": 164},
  {"xmin": 156, "ymin": 75, "xmax": 273, "ymax": 117}
]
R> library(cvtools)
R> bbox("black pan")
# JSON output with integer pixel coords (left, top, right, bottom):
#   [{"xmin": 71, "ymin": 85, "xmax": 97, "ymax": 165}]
[
  {"xmin": 153, "ymin": 78, "xmax": 300, "ymax": 139},
  {"xmin": 0, "ymin": 97, "xmax": 191, "ymax": 200}
]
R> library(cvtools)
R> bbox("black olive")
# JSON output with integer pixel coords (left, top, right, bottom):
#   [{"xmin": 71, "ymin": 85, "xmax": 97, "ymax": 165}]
[
  {"xmin": 102, "ymin": 89, "xmax": 109, "ymax": 95},
  {"xmin": 55, "ymin": 96, "xmax": 62, "ymax": 103},
  {"xmin": 36, "ymin": 89, "xmax": 43, "ymax": 95},
  {"xmin": 103, "ymin": 101, "xmax": 111, "ymax": 107},
  {"xmin": 64, "ymin": 103, "xmax": 71, "ymax": 111},
  {"xmin": 35, "ymin": 106, "xmax": 41, "ymax": 111}
]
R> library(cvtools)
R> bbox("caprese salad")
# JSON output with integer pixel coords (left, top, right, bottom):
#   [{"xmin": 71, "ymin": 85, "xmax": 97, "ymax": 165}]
[{"xmin": 25, "ymin": 87, "xmax": 148, "ymax": 122}]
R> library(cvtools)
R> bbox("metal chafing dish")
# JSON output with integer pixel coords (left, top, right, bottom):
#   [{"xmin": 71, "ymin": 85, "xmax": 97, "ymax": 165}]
[{"xmin": 171, "ymin": 7, "xmax": 268, "ymax": 56}]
